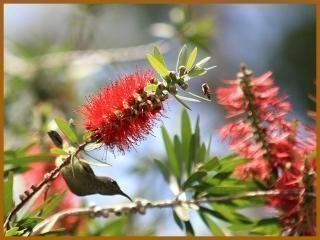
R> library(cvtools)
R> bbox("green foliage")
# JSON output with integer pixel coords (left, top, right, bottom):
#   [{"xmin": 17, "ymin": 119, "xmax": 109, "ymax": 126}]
[
  {"xmin": 154, "ymin": 110, "xmax": 280, "ymax": 236},
  {"xmin": 54, "ymin": 117, "xmax": 78, "ymax": 145},
  {"xmin": 4, "ymin": 144, "xmax": 53, "ymax": 176},
  {"xmin": 146, "ymin": 45, "xmax": 213, "ymax": 110},
  {"xmin": 4, "ymin": 172, "xmax": 14, "ymax": 217}
]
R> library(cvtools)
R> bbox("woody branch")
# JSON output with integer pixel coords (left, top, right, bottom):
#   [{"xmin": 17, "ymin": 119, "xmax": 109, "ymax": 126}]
[{"xmin": 31, "ymin": 189, "xmax": 316, "ymax": 235}]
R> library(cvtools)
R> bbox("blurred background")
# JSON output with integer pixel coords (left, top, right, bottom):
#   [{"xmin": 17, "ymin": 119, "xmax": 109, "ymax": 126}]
[{"xmin": 4, "ymin": 4, "xmax": 315, "ymax": 236}]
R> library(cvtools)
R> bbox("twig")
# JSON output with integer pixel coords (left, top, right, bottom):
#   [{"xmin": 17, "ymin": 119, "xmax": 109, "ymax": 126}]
[
  {"xmin": 3, "ymin": 157, "xmax": 71, "ymax": 231},
  {"xmin": 31, "ymin": 189, "xmax": 315, "ymax": 235}
]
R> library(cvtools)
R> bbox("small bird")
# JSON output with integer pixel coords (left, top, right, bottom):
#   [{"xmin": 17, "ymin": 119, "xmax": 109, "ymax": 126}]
[{"xmin": 59, "ymin": 157, "xmax": 132, "ymax": 201}]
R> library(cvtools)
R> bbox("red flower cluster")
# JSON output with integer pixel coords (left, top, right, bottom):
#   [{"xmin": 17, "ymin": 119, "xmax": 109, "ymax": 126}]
[
  {"xmin": 77, "ymin": 70, "xmax": 164, "ymax": 152},
  {"xmin": 216, "ymin": 67, "xmax": 316, "ymax": 235}
]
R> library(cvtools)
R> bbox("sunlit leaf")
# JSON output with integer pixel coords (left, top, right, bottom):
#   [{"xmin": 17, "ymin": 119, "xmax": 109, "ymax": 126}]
[
  {"xmin": 176, "ymin": 44, "xmax": 188, "ymax": 72},
  {"xmin": 147, "ymin": 54, "xmax": 169, "ymax": 78},
  {"xmin": 54, "ymin": 118, "xmax": 78, "ymax": 144},
  {"xmin": 153, "ymin": 46, "xmax": 166, "ymax": 68},
  {"xmin": 188, "ymin": 66, "xmax": 207, "ymax": 78},
  {"xmin": 50, "ymin": 148, "xmax": 68, "ymax": 155},
  {"xmin": 5, "ymin": 227, "xmax": 25, "ymax": 236},
  {"xmin": 196, "ymin": 57, "xmax": 211, "ymax": 67},
  {"xmin": 186, "ymin": 47, "xmax": 197, "ymax": 71},
  {"xmin": 144, "ymin": 84, "xmax": 158, "ymax": 93}
]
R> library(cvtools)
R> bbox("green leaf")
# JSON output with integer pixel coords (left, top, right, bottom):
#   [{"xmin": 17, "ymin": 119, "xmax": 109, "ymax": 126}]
[
  {"xmin": 173, "ymin": 135, "xmax": 183, "ymax": 177},
  {"xmin": 196, "ymin": 56, "xmax": 211, "ymax": 67},
  {"xmin": 207, "ymin": 186, "xmax": 249, "ymax": 195},
  {"xmin": 27, "ymin": 192, "xmax": 66, "ymax": 218},
  {"xmin": 4, "ymin": 171, "xmax": 14, "ymax": 217},
  {"xmin": 184, "ymin": 221, "xmax": 195, "ymax": 236},
  {"xmin": 5, "ymin": 154, "xmax": 53, "ymax": 165},
  {"xmin": 228, "ymin": 222, "xmax": 256, "ymax": 233},
  {"xmin": 211, "ymin": 203, "xmax": 239, "ymax": 223},
  {"xmin": 183, "ymin": 171, "xmax": 207, "ymax": 189},
  {"xmin": 4, "ymin": 165, "xmax": 30, "ymax": 177},
  {"xmin": 199, "ymin": 206, "xmax": 230, "ymax": 222},
  {"xmin": 172, "ymin": 210, "xmax": 184, "ymax": 230},
  {"xmin": 100, "ymin": 217, "xmax": 127, "ymax": 236},
  {"xmin": 5, "ymin": 227, "xmax": 25, "ymax": 236},
  {"xmin": 144, "ymin": 84, "xmax": 158, "ymax": 93},
  {"xmin": 176, "ymin": 45, "xmax": 188, "ymax": 72},
  {"xmin": 188, "ymin": 65, "xmax": 207, "ymax": 78},
  {"xmin": 40, "ymin": 191, "xmax": 66, "ymax": 218},
  {"xmin": 176, "ymin": 95, "xmax": 201, "ymax": 102},
  {"xmin": 173, "ymin": 94, "xmax": 192, "ymax": 110},
  {"xmin": 16, "ymin": 217, "xmax": 43, "ymax": 230},
  {"xmin": 218, "ymin": 155, "xmax": 248, "ymax": 173},
  {"xmin": 54, "ymin": 118, "xmax": 78, "ymax": 144},
  {"xmin": 199, "ymin": 213, "xmax": 225, "ymax": 236},
  {"xmin": 161, "ymin": 127, "xmax": 180, "ymax": 179},
  {"xmin": 50, "ymin": 148, "xmax": 68, "ymax": 155},
  {"xmin": 196, "ymin": 143, "xmax": 207, "ymax": 163},
  {"xmin": 182, "ymin": 90, "xmax": 211, "ymax": 102},
  {"xmin": 181, "ymin": 109, "xmax": 191, "ymax": 170},
  {"xmin": 154, "ymin": 159, "xmax": 170, "ymax": 182},
  {"xmin": 186, "ymin": 47, "xmax": 197, "ymax": 71},
  {"xmin": 200, "ymin": 157, "xmax": 219, "ymax": 171},
  {"xmin": 147, "ymin": 54, "xmax": 169, "ymax": 78},
  {"xmin": 153, "ymin": 46, "xmax": 166, "ymax": 68},
  {"xmin": 250, "ymin": 218, "xmax": 281, "ymax": 236}
]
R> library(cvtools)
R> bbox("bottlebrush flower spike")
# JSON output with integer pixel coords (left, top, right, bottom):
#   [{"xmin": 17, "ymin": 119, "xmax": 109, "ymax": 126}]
[
  {"xmin": 77, "ymin": 70, "xmax": 166, "ymax": 152},
  {"xmin": 216, "ymin": 65, "xmax": 316, "ymax": 235}
]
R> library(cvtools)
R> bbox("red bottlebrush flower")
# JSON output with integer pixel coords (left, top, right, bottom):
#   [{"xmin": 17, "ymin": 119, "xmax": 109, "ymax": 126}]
[
  {"xmin": 77, "ymin": 70, "xmax": 165, "ymax": 152},
  {"xmin": 23, "ymin": 147, "xmax": 82, "ymax": 231},
  {"xmin": 216, "ymin": 66, "xmax": 316, "ymax": 235}
]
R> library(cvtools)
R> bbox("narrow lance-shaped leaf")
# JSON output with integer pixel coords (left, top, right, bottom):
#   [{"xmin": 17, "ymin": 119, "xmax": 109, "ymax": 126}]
[
  {"xmin": 176, "ymin": 95, "xmax": 201, "ymax": 102},
  {"xmin": 5, "ymin": 154, "xmax": 53, "ymax": 165},
  {"xmin": 54, "ymin": 118, "xmax": 78, "ymax": 144},
  {"xmin": 183, "ymin": 171, "xmax": 207, "ymax": 189},
  {"xmin": 154, "ymin": 159, "xmax": 170, "ymax": 182},
  {"xmin": 176, "ymin": 44, "xmax": 188, "ymax": 72},
  {"xmin": 196, "ymin": 56, "xmax": 211, "ymax": 67},
  {"xmin": 146, "ymin": 54, "xmax": 169, "ymax": 78},
  {"xmin": 153, "ymin": 46, "xmax": 166, "ymax": 67},
  {"xmin": 172, "ymin": 210, "xmax": 184, "ymax": 230},
  {"xmin": 161, "ymin": 127, "xmax": 180, "ymax": 180},
  {"xmin": 184, "ymin": 221, "xmax": 195, "ymax": 236},
  {"xmin": 199, "ymin": 212, "xmax": 225, "ymax": 236},
  {"xmin": 4, "ymin": 171, "xmax": 14, "ymax": 217},
  {"xmin": 173, "ymin": 95, "xmax": 192, "ymax": 111},
  {"xmin": 186, "ymin": 47, "xmax": 197, "ymax": 71},
  {"xmin": 181, "ymin": 109, "xmax": 191, "ymax": 170}
]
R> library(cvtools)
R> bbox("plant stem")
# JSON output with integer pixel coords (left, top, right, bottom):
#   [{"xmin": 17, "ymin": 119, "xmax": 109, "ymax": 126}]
[{"xmin": 31, "ymin": 189, "xmax": 315, "ymax": 235}]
